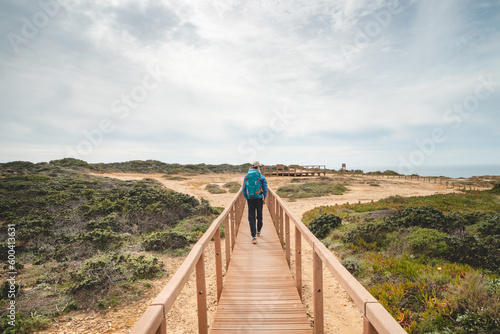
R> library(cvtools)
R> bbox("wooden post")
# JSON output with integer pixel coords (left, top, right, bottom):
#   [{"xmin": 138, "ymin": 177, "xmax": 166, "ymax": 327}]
[
  {"xmin": 279, "ymin": 206, "xmax": 284, "ymax": 248},
  {"xmin": 214, "ymin": 226, "xmax": 223, "ymax": 303},
  {"xmin": 234, "ymin": 203, "xmax": 239, "ymax": 237},
  {"xmin": 235, "ymin": 199, "xmax": 239, "ymax": 230},
  {"xmin": 196, "ymin": 253, "xmax": 208, "ymax": 334},
  {"xmin": 224, "ymin": 215, "xmax": 231, "ymax": 270},
  {"xmin": 295, "ymin": 226, "xmax": 302, "ymax": 301},
  {"xmin": 155, "ymin": 318, "xmax": 166, "ymax": 334},
  {"xmin": 313, "ymin": 249, "xmax": 323, "ymax": 334},
  {"xmin": 285, "ymin": 214, "xmax": 290, "ymax": 266},
  {"xmin": 241, "ymin": 195, "xmax": 245, "ymax": 221},
  {"xmin": 231, "ymin": 206, "xmax": 236, "ymax": 250},
  {"xmin": 275, "ymin": 199, "xmax": 279, "ymax": 233},
  {"xmin": 363, "ymin": 316, "xmax": 378, "ymax": 334}
]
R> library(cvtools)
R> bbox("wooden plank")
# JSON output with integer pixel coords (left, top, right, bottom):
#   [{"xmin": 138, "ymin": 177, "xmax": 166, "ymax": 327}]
[
  {"xmin": 211, "ymin": 205, "xmax": 312, "ymax": 333},
  {"xmin": 224, "ymin": 215, "xmax": 231, "ymax": 270}
]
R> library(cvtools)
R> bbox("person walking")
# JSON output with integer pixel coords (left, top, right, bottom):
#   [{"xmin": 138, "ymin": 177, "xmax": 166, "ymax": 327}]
[{"xmin": 242, "ymin": 161, "xmax": 268, "ymax": 244}]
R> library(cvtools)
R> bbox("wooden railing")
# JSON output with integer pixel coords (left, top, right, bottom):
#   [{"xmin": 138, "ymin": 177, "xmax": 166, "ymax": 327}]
[
  {"xmin": 262, "ymin": 164, "xmax": 326, "ymax": 177},
  {"xmin": 130, "ymin": 190, "xmax": 245, "ymax": 334},
  {"xmin": 132, "ymin": 187, "xmax": 405, "ymax": 334},
  {"xmin": 266, "ymin": 188, "xmax": 406, "ymax": 334}
]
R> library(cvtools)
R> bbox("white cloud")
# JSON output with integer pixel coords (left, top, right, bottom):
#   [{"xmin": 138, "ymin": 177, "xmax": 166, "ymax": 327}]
[{"xmin": 0, "ymin": 0, "xmax": 499, "ymax": 170}]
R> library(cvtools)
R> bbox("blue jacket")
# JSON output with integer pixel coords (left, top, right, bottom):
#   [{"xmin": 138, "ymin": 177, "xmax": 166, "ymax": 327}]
[{"xmin": 242, "ymin": 168, "xmax": 268, "ymax": 200}]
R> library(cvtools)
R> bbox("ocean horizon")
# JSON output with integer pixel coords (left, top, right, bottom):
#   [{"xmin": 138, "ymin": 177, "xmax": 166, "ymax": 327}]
[{"xmin": 356, "ymin": 164, "xmax": 500, "ymax": 179}]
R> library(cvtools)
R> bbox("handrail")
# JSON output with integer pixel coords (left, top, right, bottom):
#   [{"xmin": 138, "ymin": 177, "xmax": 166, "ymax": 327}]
[
  {"xmin": 267, "ymin": 187, "xmax": 406, "ymax": 334},
  {"xmin": 130, "ymin": 189, "xmax": 245, "ymax": 334}
]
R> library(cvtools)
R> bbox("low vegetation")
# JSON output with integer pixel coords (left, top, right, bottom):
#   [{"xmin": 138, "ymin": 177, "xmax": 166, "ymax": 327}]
[
  {"xmin": 223, "ymin": 182, "xmax": 241, "ymax": 193},
  {"xmin": 0, "ymin": 159, "xmax": 253, "ymax": 177},
  {"xmin": 0, "ymin": 162, "xmax": 220, "ymax": 333},
  {"xmin": 205, "ymin": 184, "xmax": 226, "ymax": 194},
  {"xmin": 277, "ymin": 178, "xmax": 348, "ymax": 199},
  {"xmin": 304, "ymin": 186, "xmax": 500, "ymax": 333}
]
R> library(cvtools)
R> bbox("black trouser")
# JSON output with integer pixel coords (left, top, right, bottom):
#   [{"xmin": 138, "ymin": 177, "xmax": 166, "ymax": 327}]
[{"xmin": 247, "ymin": 198, "xmax": 263, "ymax": 238}]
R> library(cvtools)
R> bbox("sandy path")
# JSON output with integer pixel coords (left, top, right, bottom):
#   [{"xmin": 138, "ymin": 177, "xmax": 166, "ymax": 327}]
[{"xmin": 42, "ymin": 172, "xmax": 464, "ymax": 333}]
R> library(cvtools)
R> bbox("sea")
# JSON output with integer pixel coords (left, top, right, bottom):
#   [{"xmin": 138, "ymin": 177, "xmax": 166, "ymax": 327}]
[{"xmin": 357, "ymin": 164, "xmax": 500, "ymax": 179}]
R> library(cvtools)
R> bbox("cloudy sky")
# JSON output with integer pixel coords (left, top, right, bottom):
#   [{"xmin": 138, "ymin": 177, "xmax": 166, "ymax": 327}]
[{"xmin": 1, "ymin": 0, "xmax": 499, "ymax": 173}]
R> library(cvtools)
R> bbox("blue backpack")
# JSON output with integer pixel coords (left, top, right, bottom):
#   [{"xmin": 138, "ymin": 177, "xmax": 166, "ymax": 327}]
[{"xmin": 245, "ymin": 169, "xmax": 263, "ymax": 199}]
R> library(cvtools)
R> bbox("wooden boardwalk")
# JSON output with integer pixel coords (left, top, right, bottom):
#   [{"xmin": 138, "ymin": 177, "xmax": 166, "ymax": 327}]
[{"xmin": 211, "ymin": 205, "xmax": 312, "ymax": 333}]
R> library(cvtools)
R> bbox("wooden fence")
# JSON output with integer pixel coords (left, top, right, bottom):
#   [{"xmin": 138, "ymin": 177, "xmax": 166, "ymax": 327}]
[
  {"xmin": 262, "ymin": 164, "xmax": 326, "ymax": 177},
  {"xmin": 267, "ymin": 188, "xmax": 406, "ymax": 334},
  {"xmin": 130, "ymin": 190, "xmax": 245, "ymax": 334},
  {"xmin": 131, "ymin": 188, "xmax": 406, "ymax": 334}
]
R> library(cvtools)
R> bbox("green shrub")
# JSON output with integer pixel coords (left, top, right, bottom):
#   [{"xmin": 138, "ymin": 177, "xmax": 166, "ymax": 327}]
[
  {"xmin": 308, "ymin": 213, "xmax": 341, "ymax": 239},
  {"xmin": 382, "ymin": 195, "xmax": 408, "ymax": 204},
  {"xmin": 342, "ymin": 221, "xmax": 394, "ymax": 246},
  {"xmin": 476, "ymin": 215, "xmax": 500, "ymax": 236},
  {"xmin": 70, "ymin": 255, "xmax": 125, "ymax": 291},
  {"xmin": 70, "ymin": 253, "xmax": 164, "ymax": 291},
  {"xmin": 205, "ymin": 184, "xmax": 226, "ymax": 194},
  {"xmin": 125, "ymin": 254, "xmax": 165, "ymax": 279},
  {"xmin": 49, "ymin": 158, "xmax": 91, "ymax": 169},
  {"xmin": 446, "ymin": 235, "xmax": 497, "ymax": 272},
  {"xmin": 79, "ymin": 228, "xmax": 124, "ymax": 250},
  {"xmin": 489, "ymin": 183, "xmax": 500, "ymax": 194},
  {"xmin": 0, "ymin": 312, "xmax": 51, "ymax": 334},
  {"xmin": 341, "ymin": 257, "xmax": 362, "ymax": 274},
  {"xmin": 450, "ymin": 274, "xmax": 500, "ymax": 333},
  {"xmin": 1, "ymin": 280, "xmax": 22, "ymax": 299},
  {"xmin": 26, "ymin": 174, "xmax": 50, "ymax": 182},
  {"xmin": 388, "ymin": 206, "xmax": 448, "ymax": 230},
  {"xmin": 82, "ymin": 188, "xmax": 94, "ymax": 200},
  {"xmin": 407, "ymin": 227, "xmax": 450, "ymax": 258},
  {"xmin": 277, "ymin": 183, "xmax": 347, "ymax": 199},
  {"xmin": 223, "ymin": 182, "xmax": 240, "ymax": 193},
  {"xmin": 85, "ymin": 213, "xmax": 119, "ymax": 231},
  {"xmin": 196, "ymin": 198, "xmax": 220, "ymax": 215},
  {"xmin": 142, "ymin": 231, "xmax": 189, "ymax": 251}
]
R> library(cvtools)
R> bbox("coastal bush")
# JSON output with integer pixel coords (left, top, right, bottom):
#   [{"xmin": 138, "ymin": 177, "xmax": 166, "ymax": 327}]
[
  {"xmin": 0, "ymin": 160, "xmax": 237, "ymax": 332},
  {"xmin": 142, "ymin": 231, "xmax": 189, "ymax": 251},
  {"xmin": 79, "ymin": 228, "xmax": 124, "ymax": 250},
  {"xmin": 307, "ymin": 213, "xmax": 341, "ymax": 239},
  {"xmin": 476, "ymin": 215, "xmax": 500, "ymax": 236},
  {"xmin": 342, "ymin": 221, "xmax": 394, "ymax": 247},
  {"xmin": 70, "ymin": 253, "xmax": 164, "ymax": 291},
  {"xmin": 0, "ymin": 312, "xmax": 51, "ymax": 334},
  {"xmin": 223, "ymin": 181, "xmax": 240, "ymax": 193},
  {"xmin": 446, "ymin": 235, "xmax": 497, "ymax": 272},
  {"xmin": 205, "ymin": 184, "xmax": 226, "ymax": 194},
  {"xmin": 490, "ymin": 183, "xmax": 500, "ymax": 194},
  {"xmin": 70, "ymin": 255, "xmax": 125, "ymax": 291},
  {"xmin": 407, "ymin": 227, "xmax": 450, "ymax": 259},
  {"xmin": 450, "ymin": 274, "xmax": 500, "ymax": 333},
  {"xmin": 341, "ymin": 257, "xmax": 362, "ymax": 274},
  {"xmin": 277, "ymin": 182, "xmax": 347, "ymax": 199},
  {"xmin": 303, "ymin": 187, "xmax": 500, "ymax": 333},
  {"xmin": 388, "ymin": 206, "xmax": 448, "ymax": 230},
  {"xmin": 85, "ymin": 213, "xmax": 119, "ymax": 231}
]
